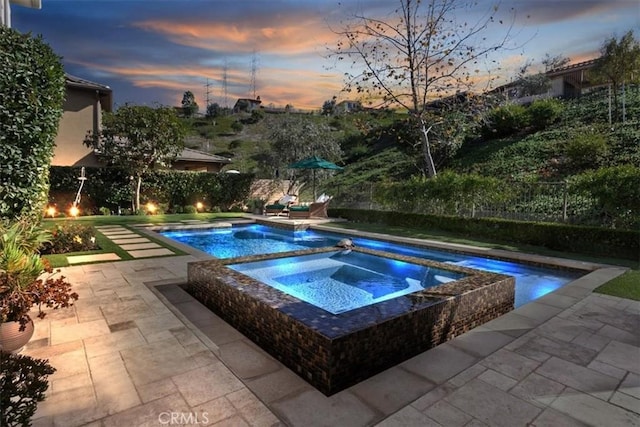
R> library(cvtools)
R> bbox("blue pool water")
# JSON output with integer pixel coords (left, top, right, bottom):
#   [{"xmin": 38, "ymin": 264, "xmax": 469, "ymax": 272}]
[
  {"xmin": 161, "ymin": 224, "xmax": 583, "ymax": 307},
  {"xmin": 229, "ymin": 251, "xmax": 465, "ymax": 314}
]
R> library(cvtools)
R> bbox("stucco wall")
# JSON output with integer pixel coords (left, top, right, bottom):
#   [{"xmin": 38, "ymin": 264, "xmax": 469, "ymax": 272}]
[{"xmin": 53, "ymin": 88, "xmax": 101, "ymax": 167}]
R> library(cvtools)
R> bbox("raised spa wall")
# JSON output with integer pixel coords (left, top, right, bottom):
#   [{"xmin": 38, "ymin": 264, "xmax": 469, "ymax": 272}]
[{"xmin": 187, "ymin": 246, "xmax": 515, "ymax": 396}]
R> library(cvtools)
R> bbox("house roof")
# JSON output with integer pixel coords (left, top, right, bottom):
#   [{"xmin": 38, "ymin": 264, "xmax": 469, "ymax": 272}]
[
  {"xmin": 65, "ymin": 73, "xmax": 112, "ymax": 93},
  {"xmin": 65, "ymin": 73, "xmax": 113, "ymax": 112},
  {"xmin": 545, "ymin": 58, "xmax": 599, "ymax": 78},
  {"xmin": 177, "ymin": 148, "xmax": 231, "ymax": 164}
]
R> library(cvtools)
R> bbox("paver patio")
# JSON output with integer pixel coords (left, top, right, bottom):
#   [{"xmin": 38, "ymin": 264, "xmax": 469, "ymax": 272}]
[{"xmin": 19, "ymin": 222, "xmax": 639, "ymax": 427}]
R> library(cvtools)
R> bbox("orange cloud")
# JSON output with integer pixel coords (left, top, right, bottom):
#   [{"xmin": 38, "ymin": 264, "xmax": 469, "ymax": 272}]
[{"xmin": 134, "ymin": 19, "xmax": 338, "ymax": 55}]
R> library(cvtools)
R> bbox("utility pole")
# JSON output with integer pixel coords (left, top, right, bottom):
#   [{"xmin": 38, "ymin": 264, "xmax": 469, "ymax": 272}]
[
  {"xmin": 222, "ymin": 60, "xmax": 229, "ymax": 109},
  {"xmin": 204, "ymin": 78, "xmax": 212, "ymax": 110},
  {"xmin": 250, "ymin": 50, "xmax": 259, "ymax": 100}
]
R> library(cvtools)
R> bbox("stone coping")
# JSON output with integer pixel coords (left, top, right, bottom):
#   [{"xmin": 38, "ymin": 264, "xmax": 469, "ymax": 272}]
[{"xmin": 189, "ymin": 245, "xmax": 511, "ymax": 340}]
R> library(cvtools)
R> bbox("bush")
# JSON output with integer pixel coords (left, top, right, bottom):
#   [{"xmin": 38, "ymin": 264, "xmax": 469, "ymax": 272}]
[
  {"xmin": 374, "ymin": 172, "xmax": 511, "ymax": 215},
  {"xmin": 1, "ymin": 351, "xmax": 56, "ymax": 427},
  {"xmin": 41, "ymin": 223, "xmax": 99, "ymax": 254},
  {"xmin": 329, "ymin": 208, "xmax": 639, "ymax": 260},
  {"xmin": 184, "ymin": 205, "xmax": 197, "ymax": 214},
  {"xmin": 481, "ymin": 104, "xmax": 529, "ymax": 139},
  {"xmin": 528, "ymin": 98, "xmax": 564, "ymax": 130},
  {"xmin": 0, "ymin": 27, "xmax": 66, "ymax": 220},
  {"xmin": 571, "ymin": 165, "xmax": 640, "ymax": 229},
  {"xmin": 99, "ymin": 207, "xmax": 111, "ymax": 216},
  {"xmin": 565, "ymin": 132, "xmax": 608, "ymax": 169}
]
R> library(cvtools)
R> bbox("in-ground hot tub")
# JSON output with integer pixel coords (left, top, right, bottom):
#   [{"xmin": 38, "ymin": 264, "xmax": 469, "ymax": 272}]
[{"xmin": 187, "ymin": 246, "xmax": 515, "ymax": 395}]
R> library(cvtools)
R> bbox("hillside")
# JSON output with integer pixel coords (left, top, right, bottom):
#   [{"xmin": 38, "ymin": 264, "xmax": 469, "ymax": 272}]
[{"xmin": 182, "ymin": 87, "xmax": 640, "ymax": 188}]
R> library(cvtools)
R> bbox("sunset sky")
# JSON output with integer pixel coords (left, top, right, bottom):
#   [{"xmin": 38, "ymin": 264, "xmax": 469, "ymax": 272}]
[{"xmin": 11, "ymin": 0, "xmax": 639, "ymax": 111}]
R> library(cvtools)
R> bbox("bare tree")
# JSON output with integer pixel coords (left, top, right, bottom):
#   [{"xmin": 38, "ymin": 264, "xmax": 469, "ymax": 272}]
[{"xmin": 330, "ymin": 0, "xmax": 521, "ymax": 178}]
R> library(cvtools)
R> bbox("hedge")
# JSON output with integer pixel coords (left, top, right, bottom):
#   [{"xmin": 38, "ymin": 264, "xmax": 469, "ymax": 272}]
[
  {"xmin": 48, "ymin": 166, "xmax": 254, "ymax": 215},
  {"xmin": 328, "ymin": 208, "xmax": 639, "ymax": 261},
  {"xmin": 0, "ymin": 28, "xmax": 65, "ymax": 220}
]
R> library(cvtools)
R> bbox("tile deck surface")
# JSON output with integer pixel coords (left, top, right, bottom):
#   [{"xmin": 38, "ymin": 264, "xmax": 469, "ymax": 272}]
[{"xmin": 19, "ymin": 219, "xmax": 639, "ymax": 426}]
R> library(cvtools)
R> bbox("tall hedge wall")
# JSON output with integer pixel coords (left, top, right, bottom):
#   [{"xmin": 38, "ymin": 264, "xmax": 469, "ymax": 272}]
[
  {"xmin": 49, "ymin": 167, "xmax": 254, "ymax": 214},
  {"xmin": 0, "ymin": 27, "xmax": 65, "ymax": 220}
]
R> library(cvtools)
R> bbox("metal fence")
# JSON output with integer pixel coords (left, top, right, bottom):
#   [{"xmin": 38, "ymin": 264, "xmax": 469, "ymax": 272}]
[{"xmin": 328, "ymin": 181, "xmax": 607, "ymax": 226}]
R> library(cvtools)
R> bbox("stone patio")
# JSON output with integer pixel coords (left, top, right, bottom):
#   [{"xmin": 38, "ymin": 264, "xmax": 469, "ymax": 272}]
[{"xmin": 19, "ymin": 223, "xmax": 639, "ymax": 426}]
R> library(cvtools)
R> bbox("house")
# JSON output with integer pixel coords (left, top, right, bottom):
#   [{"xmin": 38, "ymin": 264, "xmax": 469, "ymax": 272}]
[
  {"xmin": 334, "ymin": 100, "xmax": 361, "ymax": 114},
  {"xmin": 53, "ymin": 74, "xmax": 231, "ymax": 172},
  {"xmin": 233, "ymin": 96, "xmax": 262, "ymax": 113},
  {"xmin": 53, "ymin": 74, "xmax": 113, "ymax": 167},
  {"xmin": 172, "ymin": 148, "xmax": 231, "ymax": 172},
  {"xmin": 545, "ymin": 58, "xmax": 601, "ymax": 99},
  {"xmin": 489, "ymin": 58, "xmax": 602, "ymax": 104}
]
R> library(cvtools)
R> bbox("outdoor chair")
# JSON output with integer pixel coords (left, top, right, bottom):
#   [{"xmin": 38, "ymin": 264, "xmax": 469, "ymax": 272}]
[
  {"xmin": 264, "ymin": 195, "xmax": 297, "ymax": 216},
  {"xmin": 288, "ymin": 195, "xmax": 332, "ymax": 219}
]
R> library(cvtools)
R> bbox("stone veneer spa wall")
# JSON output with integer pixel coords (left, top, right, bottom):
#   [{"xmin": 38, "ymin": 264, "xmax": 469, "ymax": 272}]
[{"xmin": 187, "ymin": 247, "xmax": 515, "ymax": 395}]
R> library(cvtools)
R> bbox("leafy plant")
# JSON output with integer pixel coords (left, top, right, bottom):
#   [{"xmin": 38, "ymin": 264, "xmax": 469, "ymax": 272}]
[
  {"xmin": 481, "ymin": 104, "xmax": 529, "ymax": 139},
  {"xmin": 1, "ymin": 351, "xmax": 56, "ymax": 427},
  {"xmin": 40, "ymin": 223, "xmax": 99, "ymax": 255},
  {"xmin": 565, "ymin": 132, "xmax": 609, "ymax": 169},
  {"xmin": 0, "ymin": 221, "xmax": 79, "ymax": 329},
  {"xmin": 528, "ymin": 99, "xmax": 564, "ymax": 130},
  {"xmin": 0, "ymin": 27, "xmax": 66, "ymax": 220}
]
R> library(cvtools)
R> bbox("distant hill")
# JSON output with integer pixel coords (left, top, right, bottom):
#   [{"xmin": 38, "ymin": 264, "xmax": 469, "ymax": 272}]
[{"xmin": 182, "ymin": 87, "xmax": 640, "ymax": 188}]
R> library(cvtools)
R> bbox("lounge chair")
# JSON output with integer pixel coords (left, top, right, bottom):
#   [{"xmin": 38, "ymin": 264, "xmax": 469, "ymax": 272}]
[
  {"xmin": 264, "ymin": 195, "xmax": 297, "ymax": 216},
  {"xmin": 288, "ymin": 196, "xmax": 332, "ymax": 219}
]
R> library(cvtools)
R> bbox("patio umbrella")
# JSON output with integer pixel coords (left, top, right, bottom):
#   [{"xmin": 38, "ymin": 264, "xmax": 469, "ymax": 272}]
[{"xmin": 288, "ymin": 155, "xmax": 343, "ymax": 200}]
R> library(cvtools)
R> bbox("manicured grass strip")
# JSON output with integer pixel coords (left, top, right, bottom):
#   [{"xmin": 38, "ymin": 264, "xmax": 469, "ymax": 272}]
[
  {"xmin": 43, "ymin": 230, "xmax": 132, "ymax": 267},
  {"xmin": 322, "ymin": 222, "xmax": 638, "ymax": 269},
  {"xmin": 594, "ymin": 270, "xmax": 640, "ymax": 301},
  {"xmin": 43, "ymin": 212, "xmax": 242, "ymax": 227}
]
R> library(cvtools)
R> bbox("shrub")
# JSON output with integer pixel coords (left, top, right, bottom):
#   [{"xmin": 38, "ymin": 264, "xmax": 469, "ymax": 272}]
[
  {"xmin": 565, "ymin": 132, "xmax": 608, "ymax": 169},
  {"xmin": 40, "ymin": 223, "xmax": 99, "ymax": 254},
  {"xmin": 1, "ymin": 351, "xmax": 56, "ymax": 427},
  {"xmin": 571, "ymin": 165, "xmax": 640, "ymax": 229},
  {"xmin": 183, "ymin": 205, "xmax": 197, "ymax": 214},
  {"xmin": 481, "ymin": 104, "xmax": 529, "ymax": 139},
  {"xmin": 528, "ymin": 98, "xmax": 564, "ymax": 130},
  {"xmin": 0, "ymin": 27, "xmax": 65, "ymax": 220},
  {"xmin": 99, "ymin": 207, "xmax": 111, "ymax": 216}
]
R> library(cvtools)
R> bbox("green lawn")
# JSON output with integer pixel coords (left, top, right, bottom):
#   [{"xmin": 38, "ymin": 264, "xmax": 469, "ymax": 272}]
[{"xmin": 593, "ymin": 270, "xmax": 640, "ymax": 301}]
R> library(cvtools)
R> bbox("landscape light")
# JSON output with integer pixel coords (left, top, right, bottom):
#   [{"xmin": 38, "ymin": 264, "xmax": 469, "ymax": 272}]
[
  {"xmin": 46, "ymin": 206, "xmax": 56, "ymax": 218},
  {"xmin": 196, "ymin": 201, "xmax": 204, "ymax": 212},
  {"xmin": 146, "ymin": 202, "xmax": 157, "ymax": 214},
  {"xmin": 69, "ymin": 206, "xmax": 80, "ymax": 217}
]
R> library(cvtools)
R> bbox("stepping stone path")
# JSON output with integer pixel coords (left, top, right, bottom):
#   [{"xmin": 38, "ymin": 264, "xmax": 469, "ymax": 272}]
[
  {"xmin": 67, "ymin": 220, "xmax": 214, "ymax": 265},
  {"xmin": 68, "ymin": 225, "xmax": 175, "ymax": 263}
]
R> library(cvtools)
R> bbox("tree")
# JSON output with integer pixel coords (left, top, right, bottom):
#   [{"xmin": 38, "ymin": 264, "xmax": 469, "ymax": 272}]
[
  {"xmin": 542, "ymin": 53, "xmax": 570, "ymax": 72},
  {"xmin": 265, "ymin": 116, "xmax": 342, "ymax": 194},
  {"xmin": 322, "ymin": 96, "xmax": 337, "ymax": 115},
  {"xmin": 181, "ymin": 91, "xmax": 199, "ymax": 117},
  {"xmin": 84, "ymin": 105, "xmax": 186, "ymax": 212},
  {"xmin": 206, "ymin": 102, "xmax": 221, "ymax": 118},
  {"xmin": 592, "ymin": 30, "xmax": 640, "ymax": 123},
  {"xmin": 331, "ymin": 0, "xmax": 519, "ymax": 178}
]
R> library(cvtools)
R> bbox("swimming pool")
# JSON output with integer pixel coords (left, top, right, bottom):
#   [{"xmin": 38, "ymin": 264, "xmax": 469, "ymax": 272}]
[
  {"xmin": 160, "ymin": 223, "xmax": 582, "ymax": 307},
  {"xmin": 229, "ymin": 250, "xmax": 466, "ymax": 314},
  {"xmin": 188, "ymin": 245, "xmax": 514, "ymax": 395}
]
